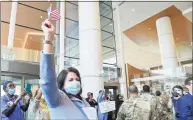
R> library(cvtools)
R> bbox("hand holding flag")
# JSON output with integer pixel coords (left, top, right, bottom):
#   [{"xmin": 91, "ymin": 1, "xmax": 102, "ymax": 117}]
[{"xmin": 45, "ymin": 4, "xmax": 61, "ymax": 28}]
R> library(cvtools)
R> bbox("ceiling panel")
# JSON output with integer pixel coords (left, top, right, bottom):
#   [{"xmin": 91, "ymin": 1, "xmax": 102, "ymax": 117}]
[
  {"xmin": 19, "ymin": 1, "xmax": 56, "ymax": 11},
  {"xmin": 124, "ymin": 6, "xmax": 192, "ymax": 46},
  {"xmin": 1, "ymin": 22, "xmax": 43, "ymax": 49},
  {"xmin": 120, "ymin": 2, "xmax": 192, "ymax": 69},
  {"xmin": 120, "ymin": 2, "xmax": 192, "ymax": 31},
  {"xmin": 16, "ymin": 3, "xmax": 51, "ymax": 30},
  {"xmin": 1, "ymin": 2, "xmax": 11, "ymax": 22}
]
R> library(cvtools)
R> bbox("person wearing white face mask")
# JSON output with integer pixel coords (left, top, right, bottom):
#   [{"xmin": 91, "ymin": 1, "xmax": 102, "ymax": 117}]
[
  {"xmin": 39, "ymin": 19, "xmax": 96, "ymax": 120},
  {"xmin": 1, "ymin": 81, "xmax": 32, "ymax": 120}
]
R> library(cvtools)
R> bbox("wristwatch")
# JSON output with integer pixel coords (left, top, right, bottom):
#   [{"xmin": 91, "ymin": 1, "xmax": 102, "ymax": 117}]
[{"xmin": 43, "ymin": 40, "xmax": 53, "ymax": 45}]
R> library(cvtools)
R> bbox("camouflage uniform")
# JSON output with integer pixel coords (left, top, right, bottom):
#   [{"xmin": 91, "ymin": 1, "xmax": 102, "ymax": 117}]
[
  {"xmin": 140, "ymin": 93, "xmax": 154, "ymax": 102},
  {"xmin": 151, "ymin": 96, "xmax": 173, "ymax": 120},
  {"xmin": 116, "ymin": 95, "xmax": 156, "ymax": 120}
]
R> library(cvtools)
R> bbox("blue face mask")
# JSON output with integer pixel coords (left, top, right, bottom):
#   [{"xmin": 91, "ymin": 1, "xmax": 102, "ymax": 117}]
[
  {"xmin": 65, "ymin": 80, "xmax": 81, "ymax": 95},
  {"xmin": 8, "ymin": 88, "xmax": 15, "ymax": 95}
]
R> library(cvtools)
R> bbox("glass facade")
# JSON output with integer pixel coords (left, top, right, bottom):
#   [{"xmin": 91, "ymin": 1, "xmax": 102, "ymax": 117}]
[
  {"xmin": 63, "ymin": 2, "xmax": 118, "ymax": 82},
  {"xmin": 1, "ymin": 1, "xmax": 118, "ymax": 82}
]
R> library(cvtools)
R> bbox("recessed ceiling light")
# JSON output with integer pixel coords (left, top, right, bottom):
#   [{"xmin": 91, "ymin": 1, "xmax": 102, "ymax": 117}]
[
  {"xmin": 40, "ymin": 16, "xmax": 43, "ymax": 19},
  {"xmin": 132, "ymin": 9, "xmax": 135, "ymax": 12}
]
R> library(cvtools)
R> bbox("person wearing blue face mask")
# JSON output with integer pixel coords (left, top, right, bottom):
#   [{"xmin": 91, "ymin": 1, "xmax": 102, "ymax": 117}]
[
  {"xmin": 1, "ymin": 81, "xmax": 32, "ymax": 120},
  {"xmin": 39, "ymin": 19, "xmax": 97, "ymax": 120}
]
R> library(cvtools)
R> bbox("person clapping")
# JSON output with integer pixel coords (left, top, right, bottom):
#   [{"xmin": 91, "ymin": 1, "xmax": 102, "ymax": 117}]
[
  {"xmin": 86, "ymin": 92, "xmax": 98, "ymax": 108},
  {"xmin": 1, "ymin": 81, "xmax": 32, "ymax": 120}
]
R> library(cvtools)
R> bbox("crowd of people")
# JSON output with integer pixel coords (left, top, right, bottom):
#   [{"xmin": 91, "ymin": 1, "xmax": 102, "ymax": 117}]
[
  {"xmin": 116, "ymin": 77, "xmax": 193, "ymax": 120},
  {"xmin": 1, "ymin": 19, "xmax": 193, "ymax": 120}
]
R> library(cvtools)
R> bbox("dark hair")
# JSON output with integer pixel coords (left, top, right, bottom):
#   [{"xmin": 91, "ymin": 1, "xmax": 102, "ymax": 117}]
[
  {"xmin": 172, "ymin": 85, "xmax": 183, "ymax": 91},
  {"xmin": 57, "ymin": 67, "xmax": 82, "ymax": 94},
  {"xmin": 99, "ymin": 90, "xmax": 103, "ymax": 94},
  {"xmin": 155, "ymin": 91, "xmax": 161, "ymax": 96},
  {"xmin": 185, "ymin": 77, "xmax": 193, "ymax": 85},
  {"xmin": 143, "ymin": 85, "xmax": 150, "ymax": 93},
  {"xmin": 87, "ymin": 92, "xmax": 93, "ymax": 96},
  {"xmin": 117, "ymin": 94, "xmax": 121, "ymax": 99},
  {"xmin": 128, "ymin": 85, "xmax": 138, "ymax": 93}
]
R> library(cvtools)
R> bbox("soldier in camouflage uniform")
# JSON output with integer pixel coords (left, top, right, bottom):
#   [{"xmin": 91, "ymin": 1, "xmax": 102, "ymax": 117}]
[
  {"xmin": 116, "ymin": 85, "xmax": 156, "ymax": 120},
  {"xmin": 140, "ymin": 85, "xmax": 154, "ymax": 102},
  {"xmin": 150, "ymin": 91, "xmax": 173, "ymax": 120}
]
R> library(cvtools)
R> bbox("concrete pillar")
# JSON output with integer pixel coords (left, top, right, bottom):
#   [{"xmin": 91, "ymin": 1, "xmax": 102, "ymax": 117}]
[
  {"xmin": 113, "ymin": 5, "xmax": 128, "ymax": 99},
  {"xmin": 156, "ymin": 16, "xmax": 179, "ymax": 86},
  {"xmin": 78, "ymin": 1, "xmax": 103, "ymax": 99},
  {"xmin": 8, "ymin": 2, "xmax": 18, "ymax": 49},
  {"xmin": 59, "ymin": 1, "xmax": 65, "ymax": 72},
  {"xmin": 156, "ymin": 16, "xmax": 178, "ymax": 72}
]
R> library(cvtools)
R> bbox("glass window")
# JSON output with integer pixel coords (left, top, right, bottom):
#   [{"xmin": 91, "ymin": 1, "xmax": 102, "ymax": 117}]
[
  {"xmin": 66, "ymin": 19, "xmax": 79, "ymax": 39},
  {"xmin": 66, "ymin": 2, "xmax": 78, "ymax": 21}
]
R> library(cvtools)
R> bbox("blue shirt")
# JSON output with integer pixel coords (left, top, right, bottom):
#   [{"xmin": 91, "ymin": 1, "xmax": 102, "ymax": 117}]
[
  {"xmin": 1, "ymin": 95, "xmax": 24, "ymax": 120},
  {"xmin": 40, "ymin": 53, "xmax": 90, "ymax": 119},
  {"xmin": 97, "ymin": 92, "xmax": 108, "ymax": 120},
  {"xmin": 178, "ymin": 93, "xmax": 193, "ymax": 120},
  {"xmin": 172, "ymin": 98, "xmax": 181, "ymax": 120}
]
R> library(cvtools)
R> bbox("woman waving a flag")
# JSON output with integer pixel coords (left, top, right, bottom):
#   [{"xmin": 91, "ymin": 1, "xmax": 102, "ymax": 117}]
[{"xmin": 39, "ymin": 9, "xmax": 98, "ymax": 119}]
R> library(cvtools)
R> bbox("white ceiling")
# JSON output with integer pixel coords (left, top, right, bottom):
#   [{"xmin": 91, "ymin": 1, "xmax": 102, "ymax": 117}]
[{"xmin": 113, "ymin": 2, "xmax": 192, "ymax": 69}]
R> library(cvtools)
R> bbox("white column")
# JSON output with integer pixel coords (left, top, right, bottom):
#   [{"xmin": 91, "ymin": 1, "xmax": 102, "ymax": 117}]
[
  {"xmin": 8, "ymin": 2, "xmax": 18, "ymax": 49},
  {"xmin": 113, "ymin": 5, "xmax": 128, "ymax": 99},
  {"xmin": 156, "ymin": 16, "xmax": 178, "ymax": 72},
  {"xmin": 59, "ymin": 1, "xmax": 65, "ymax": 72},
  {"xmin": 78, "ymin": 1, "xmax": 103, "ymax": 99}
]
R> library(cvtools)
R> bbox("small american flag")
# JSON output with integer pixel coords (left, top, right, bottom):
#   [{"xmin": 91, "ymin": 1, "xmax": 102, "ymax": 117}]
[{"xmin": 47, "ymin": 6, "xmax": 61, "ymax": 21}]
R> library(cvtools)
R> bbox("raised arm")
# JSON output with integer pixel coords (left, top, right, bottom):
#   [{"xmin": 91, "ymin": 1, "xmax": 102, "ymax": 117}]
[
  {"xmin": 39, "ymin": 19, "xmax": 60, "ymax": 108},
  {"xmin": 97, "ymin": 91, "xmax": 105, "ymax": 103},
  {"xmin": 32, "ymin": 89, "xmax": 42, "ymax": 113}
]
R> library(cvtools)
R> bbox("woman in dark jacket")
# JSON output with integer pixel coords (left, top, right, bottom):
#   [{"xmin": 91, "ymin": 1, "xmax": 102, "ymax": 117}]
[{"xmin": 115, "ymin": 94, "xmax": 124, "ymax": 118}]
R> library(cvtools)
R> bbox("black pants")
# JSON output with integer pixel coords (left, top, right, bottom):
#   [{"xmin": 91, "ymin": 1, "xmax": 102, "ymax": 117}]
[{"xmin": 108, "ymin": 111, "xmax": 113, "ymax": 120}]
